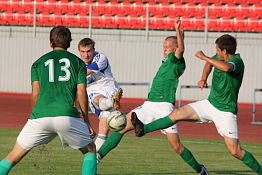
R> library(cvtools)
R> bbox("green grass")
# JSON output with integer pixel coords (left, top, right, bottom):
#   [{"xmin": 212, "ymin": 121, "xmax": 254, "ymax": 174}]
[{"xmin": 0, "ymin": 128, "xmax": 261, "ymax": 175}]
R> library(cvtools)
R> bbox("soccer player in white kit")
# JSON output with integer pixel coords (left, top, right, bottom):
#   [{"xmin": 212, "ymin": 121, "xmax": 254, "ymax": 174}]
[{"xmin": 78, "ymin": 38, "xmax": 123, "ymax": 150}]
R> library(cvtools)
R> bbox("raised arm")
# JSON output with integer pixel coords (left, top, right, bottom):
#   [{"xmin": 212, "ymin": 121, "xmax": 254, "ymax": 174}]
[
  {"xmin": 195, "ymin": 50, "xmax": 234, "ymax": 73},
  {"xmin": 174, "ymin": 17, "xmax": 184, "ymax": 59}
]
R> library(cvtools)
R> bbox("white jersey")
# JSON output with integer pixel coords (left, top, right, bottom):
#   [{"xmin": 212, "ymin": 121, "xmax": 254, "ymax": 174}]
[{"xmin": 86, "ymin": 51, "xmax": 119, "ymax": 92}]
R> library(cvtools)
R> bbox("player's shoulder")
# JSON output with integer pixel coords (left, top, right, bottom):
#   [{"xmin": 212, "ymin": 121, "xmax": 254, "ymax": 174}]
[
  {"xmin": 93, "ymin": 51, "xmax": 108, "ymax": 61},
  {"xmin": 32, "ymin": 50, "xmax": 53, "ymax": 65}
]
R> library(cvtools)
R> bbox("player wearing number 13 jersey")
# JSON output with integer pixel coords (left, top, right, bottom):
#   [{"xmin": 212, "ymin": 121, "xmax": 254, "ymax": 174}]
[
  {"xmin": 30, "ymin": 49, "xmax": 86, "ymax": 119},
  {"xmin": 0, "ymin": 26, "xmax": 97, "ymax": 175}
]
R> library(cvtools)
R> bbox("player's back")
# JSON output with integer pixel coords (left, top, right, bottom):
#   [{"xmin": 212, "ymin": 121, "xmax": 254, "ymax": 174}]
[{"xmin": 30, "ymin": 50, "xmax": 87, "ymax": 119}]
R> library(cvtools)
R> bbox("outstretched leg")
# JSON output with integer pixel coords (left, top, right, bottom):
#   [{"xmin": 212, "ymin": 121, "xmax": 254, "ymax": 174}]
[
  {"xmin": 98, "ymin": 112, "xmax": 134, "ymax": 160},
  {"xmin": 132, "ymin": 105, "xmax": 199, "ymax": 137}
]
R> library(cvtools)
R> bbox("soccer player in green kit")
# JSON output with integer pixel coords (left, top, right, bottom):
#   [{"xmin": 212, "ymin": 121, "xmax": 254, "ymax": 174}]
[
  {"xmin": 0, "ymin": 26, "xmax": 97, "ymax": 175},
  {"xmin": 97, "ymin": 17, "xmax": 208, "ymax": 175},
  {"xmin": 132, "ymin": 34, "xmax": 262, "ymax": 174}
]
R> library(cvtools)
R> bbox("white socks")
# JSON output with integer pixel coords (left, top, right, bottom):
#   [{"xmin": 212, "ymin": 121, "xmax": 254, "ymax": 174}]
[
  {"xmin": 98, "ymin": 97, "xmax": 113, "ymax": 110},
  {"xmin": 95, "ymin": 134, "xmax": 108, "ymax": 151}
]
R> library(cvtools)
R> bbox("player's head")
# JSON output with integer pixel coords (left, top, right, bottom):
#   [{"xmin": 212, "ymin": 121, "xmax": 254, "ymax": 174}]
[
  {"xmin": 215, "ymin": 34, "xmax": 237, "ymax": 56},
  {"xmin": 163, "ymin": 36, "xmax": 177, "ymax": 58},
  {"xmin": 50, "ymin": 26, "xmax": 72, "ymax": 50},
  {"xmin": 78, "ymin": 38, "xmax": 95, "ymax": 64}
]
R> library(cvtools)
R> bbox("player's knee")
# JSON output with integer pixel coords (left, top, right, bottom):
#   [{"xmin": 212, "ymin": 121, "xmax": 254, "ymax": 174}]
[
  {"xmin": 80, "ymin": 142, "xmax": 96, "ymax": 154},
  {"xmin": 170, "ymin": 141, "xmax": 183, "ymax": 154},
  {"xmin": 169, "ymin": 109, "xmax": 182, "ymax": 121},
  {"xmin": 227, "ymin": 147, "xmax": 241, "ymax": 159}
]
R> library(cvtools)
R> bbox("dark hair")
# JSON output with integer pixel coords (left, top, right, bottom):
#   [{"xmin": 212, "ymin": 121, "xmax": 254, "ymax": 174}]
[
  {"xmin": 78, "ymin": 38, "xmax": 95, "ymax": 50},
  {"xmin": 215, "ymin": 34, "xmax": 237, "ymax": 55},
  {"xmin": 50, "ymin": 26, "xmax": 72, "ymax": 49}
]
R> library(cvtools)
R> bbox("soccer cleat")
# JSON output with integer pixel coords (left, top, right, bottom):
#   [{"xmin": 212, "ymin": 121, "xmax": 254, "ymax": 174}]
[
  {"xmin": 131, "ymin": 112, "xmax": 145, "ymax": 137},
  {"xmin": 112, "ymin": 88, "xmax": 123, "ymax": 110},
  {"xmin": 199, "ymin": 165, "xmax": 209, "ymax": 175}
]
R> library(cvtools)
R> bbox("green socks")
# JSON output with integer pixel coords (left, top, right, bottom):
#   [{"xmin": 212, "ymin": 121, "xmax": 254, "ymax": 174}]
[
  {"xmin": 0, "ymin": 159, "xmax": 13, "ymax": 175},
  {"xmin": 241, "ymin": 150, "xmax": 262, "ymax": 174},
  {"xmin": 98, "ymin": 131, "xmax": 124, "ymax": 158},
  {"xmin": 180, "ymin": 147, "xmax": 202, "ymax": 173},
  {"xmin": 144, "ymin": 116, "xmax": 174, "ymax": 134},
  {"xmin": 82, "ymin": 153, "xmax": 97, "ymax": 175}
]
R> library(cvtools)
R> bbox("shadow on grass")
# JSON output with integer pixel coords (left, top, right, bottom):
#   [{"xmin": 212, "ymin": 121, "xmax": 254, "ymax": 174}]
[
  {"xmin": 98, "ymin": 170, "xmax": 254, "ymax": 175},
  {"xmin": 210, "ymin": 169, "xmax": 254, "ymax": 174}
]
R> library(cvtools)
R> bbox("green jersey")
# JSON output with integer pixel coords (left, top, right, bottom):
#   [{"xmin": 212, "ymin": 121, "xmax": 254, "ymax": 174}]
[
  {"xmin": 30, "ymin": 50, "xmax": 87, "ymax": 119},
  {"xmin": 148, "ymin": 52, "xmax": 185, "ymax": 103},
  {"xmin": 208, "ymin": 54, "xmax": 244, "ymax": 114}
]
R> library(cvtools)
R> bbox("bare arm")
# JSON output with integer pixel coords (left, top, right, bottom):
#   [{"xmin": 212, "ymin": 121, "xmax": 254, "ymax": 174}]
[
  {"xmin": 175, "ymin": 17, "xmax": 184, "ymax": 59},
  {"xmin": 31, "ymin": 81, "xmax": 40, "ymax": 109},
  {"xmin": 76, "ymin": 86, "xmax": 96, "ymax": 138},
  {"xmin": 198, "ymin": 62, "xmax": 212, "ymax": 89},
  {"xmin": 195, "ymin": 51, "xmax": 234, "ymax": 73},
  {"xmin": 77, "ymin": 83, "xmax": 89, "ymax": 123}
]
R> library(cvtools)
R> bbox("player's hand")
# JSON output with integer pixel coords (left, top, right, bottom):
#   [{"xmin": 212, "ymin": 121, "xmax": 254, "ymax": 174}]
[
  {"xmin": 88, "ymin": 125, "xmax": 97, "ymax": 139},
  {"xmin": 195, "ymin": 50, "xmax": 206, "ymax": 60},
  {"xmin": 174, "ymin": 17, "xmax": 181, "ymax": 30},
  {"xmin": 197, "ymin": 80, "xmax": 208, "ymax": 89}
]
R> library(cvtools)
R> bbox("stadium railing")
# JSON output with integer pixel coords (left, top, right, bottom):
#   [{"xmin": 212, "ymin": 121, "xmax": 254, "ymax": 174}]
[
  {"xmin": 252, "ymin": 88, "xmax": 262, "ymax": 125},
  {"xmin": 178, "ymin": 85, "xmax": 211, "ymax": 108}
]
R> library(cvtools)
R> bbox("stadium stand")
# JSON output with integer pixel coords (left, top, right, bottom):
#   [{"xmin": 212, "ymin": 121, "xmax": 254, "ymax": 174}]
[{"xmin": 0, "ymin": 0, "xmax": 261, "ymax": 32}]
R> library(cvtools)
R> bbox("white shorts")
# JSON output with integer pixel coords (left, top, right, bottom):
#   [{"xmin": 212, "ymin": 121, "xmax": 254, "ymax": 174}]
[
  {"xmin": 132, "ymin": 101, "xmax": 178, "ymax": 134},
  {"xmin": 188, "ymin": 99, "xmax": 238, "ymax": 139},
  {"xmin": 87, "ymin": 83, "xmax": 119, "ymax": 119},
  {"xmin": 17, "ymin": 116, "xmax": 93, "ymax": 150}
]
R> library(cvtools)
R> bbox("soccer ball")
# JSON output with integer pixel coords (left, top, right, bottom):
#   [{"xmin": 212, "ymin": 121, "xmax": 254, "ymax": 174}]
[{"xmin": 107, "ymin": 110, "xmax": 127, "ymax": 132}]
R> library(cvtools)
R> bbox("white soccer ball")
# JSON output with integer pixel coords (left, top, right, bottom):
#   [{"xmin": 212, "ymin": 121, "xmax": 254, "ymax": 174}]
[{"xmin": 107, "ymin": 111, "xmax": 127, "ymax": 132}]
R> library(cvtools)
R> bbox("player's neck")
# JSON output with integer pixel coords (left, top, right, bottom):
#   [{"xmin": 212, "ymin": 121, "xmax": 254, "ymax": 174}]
[{"xmin": 53, "ymin": 47, "xmax": 66, "ymax": 50}]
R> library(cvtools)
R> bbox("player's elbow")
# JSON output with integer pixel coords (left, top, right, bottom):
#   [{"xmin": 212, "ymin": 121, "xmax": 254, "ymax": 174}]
[{"xmin": 223, "ymin": 66, "xmax": 233, "ymax": 73}]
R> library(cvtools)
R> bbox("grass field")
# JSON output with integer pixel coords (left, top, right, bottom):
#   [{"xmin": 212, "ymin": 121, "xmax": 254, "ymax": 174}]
[{"xmin": 0, "ymin": 128, "xmax": 261, "ymax": 175}]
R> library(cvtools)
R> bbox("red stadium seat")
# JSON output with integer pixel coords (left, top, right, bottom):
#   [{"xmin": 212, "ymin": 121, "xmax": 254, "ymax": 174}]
[
  {"xmin": 109, "ymin": 1, "xmax": 121, "ymax": 15},
  {"xmin": 247, "ymin": 17, "xmax": 260, "ymax": 32},
  {"xmin": 0, "ymin": 0, "xmax": 260, "ymax": 32},
  {"xmin": 37, "ymin": 12, "xmax": 54, "ymax": 26},
  {"xmin": 115, "ymin": 14, "xmax": 128, "ymax": 28},
  {"xmin": 220, "ymin": 17, "xmax": 234, "ymax": 31},
  {"xmin": 133, "ymin": 1, "xmax": 146, "ymax": 16},
  {"xmin": 208, "ymin": 17, "xmax": 220, "ymax": 31},
  {"xmin": 208, "ymin": 3, "xmax": 224, "ymax": 17}
]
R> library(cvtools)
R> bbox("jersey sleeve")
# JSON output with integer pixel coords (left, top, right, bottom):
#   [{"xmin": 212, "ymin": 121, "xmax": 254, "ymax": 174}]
[
  {"xmin": 78, "ymin": 60, "xmax": 87, "ymax": 84},
  {"xmin": 167, "ymin": 52, "xmax": 186, "ymax": 77},
  {"xmin": 228, "ymin": 55, "xmax": 243, "ymax": 74},
  {"xmin": 212, "ymin": 54, "xmax": 219, "ymax": 60},
  {"xmin": 87, "ymin": 53, "xmax": 108, "ymax": 73},
  {"xmin": 31, "ymin": 62, "xmax": 39, "ymax": 83}
]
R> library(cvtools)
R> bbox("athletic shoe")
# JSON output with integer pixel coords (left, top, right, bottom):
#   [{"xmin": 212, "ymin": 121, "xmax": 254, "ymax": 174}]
[
  {"xmin": 199, "ymin": 165, "xmax": 209, "ymax": 175},
  {"xmin": 112, "ymin": 88, "xmax": 123, "ymax": 110},
  {"xmin": 131, "ymin": 112, "xmax": 145, "ymax": 137}
]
